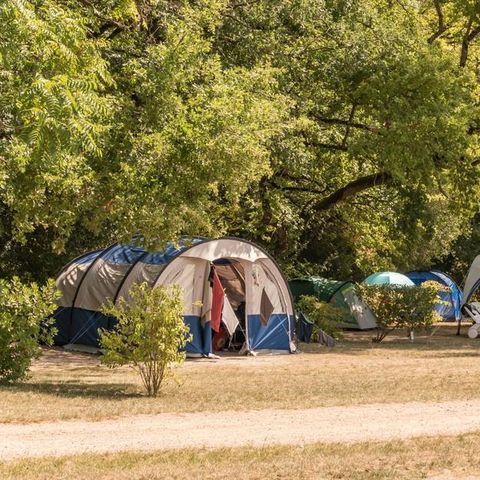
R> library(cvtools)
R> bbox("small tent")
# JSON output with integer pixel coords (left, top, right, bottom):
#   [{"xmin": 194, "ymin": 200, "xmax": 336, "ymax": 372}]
[
  {"xmin": 405, "ymin": 271, "xmax": 462, "ymax": 322},
  {"xmin": 363, "ymin": 272, "xmax": 415, "ymax": 287},
  {"xmin": 53, "ymin": 237, "xmax": 295, "ymax": 356},
  {"xmin": 289, "ymin": 277, "xmax": 376, "ymax": 330}
]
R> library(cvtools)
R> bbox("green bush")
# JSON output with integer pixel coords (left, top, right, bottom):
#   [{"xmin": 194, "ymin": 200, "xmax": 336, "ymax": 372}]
[
  {"xmin": 357, "ymin": 281, "xmax": 445, "ymax": 342},
  {"xmin": 0, "ymin": 277, "xmax": 58, "ymax": 383},
  {"xmin": 100, "ymin": 283, "xmax": 191, "ymax": 397},
  {"xmin": 297, "ymin": 295, "xmax": 347, "ymax": 340}
]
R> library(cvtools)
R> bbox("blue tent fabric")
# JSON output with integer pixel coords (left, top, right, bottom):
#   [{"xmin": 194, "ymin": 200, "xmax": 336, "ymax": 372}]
[
  {"xmin": 296, "ymin": 311, "xmax": 314, "ymax": 343},
  {"xmin": 406, "ymin": 271, "xmax": 462, "ymax": 321},
  {"xmin": 247, "ymin": 314, "xmax": 291, "ymax": 351}
]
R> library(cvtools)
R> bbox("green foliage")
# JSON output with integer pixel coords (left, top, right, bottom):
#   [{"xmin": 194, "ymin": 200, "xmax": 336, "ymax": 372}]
[
  {"xmin": 2, "ymin": 0, "xmax": 480, "ymax": 283},
  {"xmin": 297, "ymin": 295, "xmax": 347, "ymax": 340},
  {"xmin": 357, "ymin": 282, "xmax": 445, "ymax": 342},
  {"xmin": 0, "ymin": 277, "xmax": 58, "ymax": 383},
  {"xmin": 100, "ymin": 283, "xmax": 191, "ymax": 397}
]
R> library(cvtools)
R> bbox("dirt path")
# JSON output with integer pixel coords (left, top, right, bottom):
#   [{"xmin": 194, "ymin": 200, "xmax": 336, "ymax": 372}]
[{"xmin": 1, "ymin": 399, "xmax": 480, "ymax": 460}]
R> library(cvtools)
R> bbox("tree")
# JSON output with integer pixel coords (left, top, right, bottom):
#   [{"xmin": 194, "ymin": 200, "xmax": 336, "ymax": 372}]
[
  {"xmin": 0, "ymin": 277, "xmax": 58, "ymax": 383},
  {"xmin": 217, "ymin": 0, "xmax": 480, "ymax": 275},
  {"xmin": 100, "ymin": 283, "xmax": 190, "ymax": 397},
  {"xmin": 2, "ymin": 0, "xmax": 480, "ymax": 282},
  {"xmin": 0, "ymin": 0, "xmax": 286, "ymax": 281}
]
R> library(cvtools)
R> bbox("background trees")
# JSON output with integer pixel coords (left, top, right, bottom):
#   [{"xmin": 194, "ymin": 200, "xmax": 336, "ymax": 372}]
[{"xmin": 2, "ymin": 0, "xmax": 480, "ymax": 281}]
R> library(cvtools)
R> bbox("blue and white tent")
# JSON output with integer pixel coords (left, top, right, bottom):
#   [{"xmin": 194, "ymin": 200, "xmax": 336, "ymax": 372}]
[
  {"xmin": 53, "ymin": 237, "xmax": 295, "ymax": 355},
  {"xmin": 405, "ymin": 271, "xmax": 462, "ymax": 322}
]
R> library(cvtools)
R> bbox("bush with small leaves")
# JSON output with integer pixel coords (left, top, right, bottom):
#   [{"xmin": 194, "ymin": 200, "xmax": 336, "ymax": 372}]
[
  {"xmin": 100, "ymin": 283, "xmax": 191, "ymax": 397},
  {"xmin": 357, "ymin": 281, "xmax": 445, "ymax": 342},
  {"xmin": 297, "ymin": 295, "xmax": 347, "ymax": 340},
  {"xmin": 0, "ymin": 277, "xmax": 58, "ymax": 383}
]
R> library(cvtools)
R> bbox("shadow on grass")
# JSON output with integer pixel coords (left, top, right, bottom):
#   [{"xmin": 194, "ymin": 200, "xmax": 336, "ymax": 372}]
[
  {"xmin": 299, "ymin": 330, "xmax": 480, "ymax": 356},
  {"xmin": 0, "ymin": 381, "xmax": 143, "ymax": 399}
]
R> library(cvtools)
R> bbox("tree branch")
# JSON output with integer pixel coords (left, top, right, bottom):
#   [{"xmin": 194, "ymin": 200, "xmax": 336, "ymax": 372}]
[
  {"xmin": 272, "ymin": 183, "xmax": 327, "ymax": 195},
  {"xmin": 304, "ymin": 141, "xmax": 348, "ymax": 151},
  {"xmin": 342, "ymin": 104, "xmax": 357, "ymax": 148},
  {"xmin": 310, "ymin": 172, "xmax": 392, "ymax": 212},
  {"xmin": 313, "ymin": 114, "xmax": 379, "ymax": 133},
  {"xmin": 427, "ymin": 0, "xmax": 447, "ymax": 44},
  {"xmin": 460, "ymin": 18, "xmax": 480, "ymax": 67}
]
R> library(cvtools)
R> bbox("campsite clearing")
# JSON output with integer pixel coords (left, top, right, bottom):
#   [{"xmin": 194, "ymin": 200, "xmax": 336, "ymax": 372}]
[
  {"xmin": 2, "ymin": 325, "xmax": 480, "ymax": 478},
  {"xmin": 2, "ymin": 431, "xmax": 480, "ymax": 479},
  {"xmin": 1, "ymin": 325, "xmax": 480, "ymax": 424}
]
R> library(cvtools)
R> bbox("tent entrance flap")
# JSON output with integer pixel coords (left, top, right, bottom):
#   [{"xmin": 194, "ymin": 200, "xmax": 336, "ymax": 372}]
[{"xmin": 211, "ymin": 259, "xmax": 246, "ymax": 352}]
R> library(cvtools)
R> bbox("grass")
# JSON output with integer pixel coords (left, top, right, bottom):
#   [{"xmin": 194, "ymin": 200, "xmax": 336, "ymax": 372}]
[
  {"xmin": 2, "ymin": 431, "xmax": 480, "ymax": 479},
  {"xmin": 1, "ymin": 324, "xmax": 480, "ymax": 423}
]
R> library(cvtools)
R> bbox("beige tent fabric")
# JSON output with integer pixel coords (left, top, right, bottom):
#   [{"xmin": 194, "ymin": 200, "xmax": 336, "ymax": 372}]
[
  {"xmin": 115, "ymin": 262, "xmax": 165, "ymax": 303},
  {"xmin": 261, "ymin": 258, "xmax": 291, "ymax": 314},
  {"xmin": 200, "ymin": 262, "xmax": 212, "ymax": 327},
  {"xmin": 56, "ymin": 253, "xmax": 101, "ymax": 308},
  {"xmin": 74, "ymin": 260, "xmax": 131, "ymax": 311},
  {"xmin": 180, "ymin": 239, "xmax": 268, "ymax": 263},
  {"xmin": 246, "ymin": 261, "xmax": 287, "ymax": 316},
  {"xmin": 222, "ymin": 295, "xmax": 240, "ymax": 335},
  {"xmin": 345, "ymin": 291, "xmax": 377, "ymax": 329},
  {"xmin": 156, "ymin": 257, "xmax": 209, "ymax": 317},
  {"xmin": 463, "ymin": 255, "xmax": 480, "ymax": 304}
]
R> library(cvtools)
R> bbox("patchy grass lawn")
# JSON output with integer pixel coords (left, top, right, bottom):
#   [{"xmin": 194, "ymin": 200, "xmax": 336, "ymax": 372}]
[
  {"xmin": 1, "ymin": 324, "xmax": 479, "ymax": 423},
  {"xmin": 1, "ymin": 431, "xmax": 480, "ymax": 479}
]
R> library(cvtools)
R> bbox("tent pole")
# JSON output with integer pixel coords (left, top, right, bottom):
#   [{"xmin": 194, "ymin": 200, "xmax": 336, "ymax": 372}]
[{"xmin": 456, "ymin": 316, "xmax": 461, "ymax": 336}]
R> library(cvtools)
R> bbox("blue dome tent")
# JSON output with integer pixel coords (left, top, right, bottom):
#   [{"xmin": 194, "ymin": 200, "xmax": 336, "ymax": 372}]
[
  {"xmin": 405, "ymin": 271, "xmax": 462, "ymax": 322},
  {"xmin": 53, "ymin": 238, "xmax": 295, "ymax": 356}
]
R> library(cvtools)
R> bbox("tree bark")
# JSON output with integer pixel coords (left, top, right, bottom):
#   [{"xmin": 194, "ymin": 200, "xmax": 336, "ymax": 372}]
[{"xmin": 310, "ymin": 172, "xmax": 392, "ymax": 212}]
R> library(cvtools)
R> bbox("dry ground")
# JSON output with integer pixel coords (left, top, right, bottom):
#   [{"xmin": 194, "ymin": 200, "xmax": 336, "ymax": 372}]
[
  {"xmin": 2, "ymin": 399, "xmax": 480, "ymax": 459},
  {"xmin": 1, "ymin": 324, "xmax": 479, "ymax": 424},
  {"xmin": 2, "ymin": 432, "xmax": 480, "ymax": 480},
  {"xmin": 1, "ymin": 324, "xmax": 480, "ymax": 478}
]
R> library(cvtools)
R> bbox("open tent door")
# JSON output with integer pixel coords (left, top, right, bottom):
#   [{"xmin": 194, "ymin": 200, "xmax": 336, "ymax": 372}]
[{"xmin": 212, "ymin": 259, "xmax": 246, "ymax": 352}]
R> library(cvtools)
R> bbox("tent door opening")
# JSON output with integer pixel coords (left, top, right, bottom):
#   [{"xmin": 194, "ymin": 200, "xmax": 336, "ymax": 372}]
[{"xmin": 211, "ymin": 259, "xmax": 246, "ymax": 353}]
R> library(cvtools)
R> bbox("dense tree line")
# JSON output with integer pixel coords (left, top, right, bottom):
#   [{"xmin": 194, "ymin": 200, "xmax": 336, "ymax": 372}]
[{"xmin": 1, "ymin": 0, "xmax": 480, "ymax": 282}]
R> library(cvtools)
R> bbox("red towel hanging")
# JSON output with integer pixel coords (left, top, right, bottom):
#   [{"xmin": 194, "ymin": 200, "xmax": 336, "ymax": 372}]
[{"xmin": 211, "ymin": 267, "xmax": 224, "ymax": 332}]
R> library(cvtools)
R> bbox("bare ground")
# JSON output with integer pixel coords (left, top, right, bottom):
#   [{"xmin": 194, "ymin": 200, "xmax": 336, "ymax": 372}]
[{"xmin": 1, "ymin": 398, "xmax": 480, "ymax": 460}]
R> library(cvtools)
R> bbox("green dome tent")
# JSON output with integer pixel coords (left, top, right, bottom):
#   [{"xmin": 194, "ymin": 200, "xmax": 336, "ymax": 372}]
[{"xmin": 289, "ymin": 276, "xmax": 377, "ymax": 331}]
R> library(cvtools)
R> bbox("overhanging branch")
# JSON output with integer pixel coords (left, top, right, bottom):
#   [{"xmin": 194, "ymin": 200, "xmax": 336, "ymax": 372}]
[{"xmin": 310, "ymin": 172, "xmax": 393, "ymax": 212}]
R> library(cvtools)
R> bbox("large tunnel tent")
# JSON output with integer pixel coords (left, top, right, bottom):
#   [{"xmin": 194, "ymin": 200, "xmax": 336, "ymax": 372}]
[
  {"xmin": 289, "ymin": 277, "xmax": 377, "ymax": 331},
  {"xmin": 405, "ymin": 271, "xmax": 462, "ymax": 322},
  {"xmin": 54, "ymin": 237, "xmax": 295, "ymax": 356}
]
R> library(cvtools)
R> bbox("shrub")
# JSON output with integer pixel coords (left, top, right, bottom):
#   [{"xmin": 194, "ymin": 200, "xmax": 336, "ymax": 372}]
[
  {"xmin": 357, "ymin": 281, "xmax": 445, "ymax": 342},
  {"xmin": 297, "ymin": 295, "xmax": 347, "ymax": 340},
  {"xmin": 100, "ymin": 283, "xmax": 191, "ymax": 397},
  {"xmin": 0, "ymin": 277, "xmax": 58, "ymax": 383}
]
